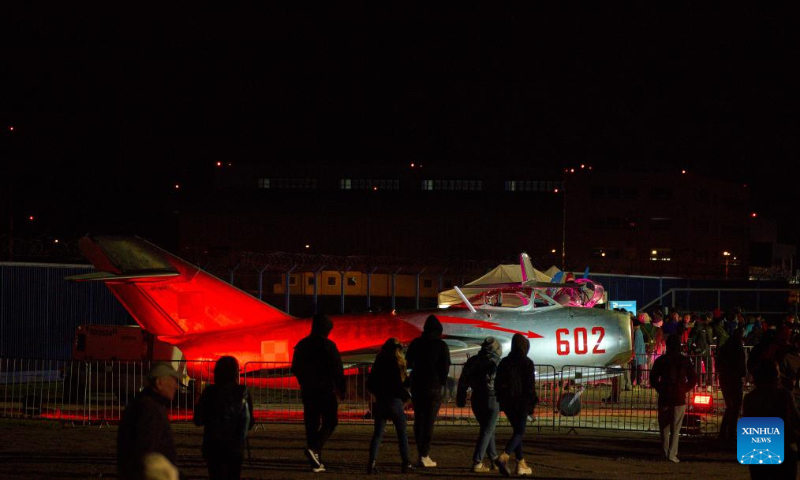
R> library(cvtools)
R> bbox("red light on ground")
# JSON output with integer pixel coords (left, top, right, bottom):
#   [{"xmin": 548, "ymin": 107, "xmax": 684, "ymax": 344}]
[
  {"xmin": 692, "ymin": 394, "xmax": 712, "ymax": 406},
  {"xmin": 8, "ymin": 126, "xmax": 14, "ymax": 131},
  {"xmin": 751, "ymin": 212, "xmax": 757, "ymax": 218}
]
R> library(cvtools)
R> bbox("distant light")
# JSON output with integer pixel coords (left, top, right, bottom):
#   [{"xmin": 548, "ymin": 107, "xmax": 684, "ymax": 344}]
[
  {"xmin": 651, "ymin": 250, "xmax": 658, "ymax": 255},
  {"xmin": 216, "ymin": 161, "xmax": 222, "ymax": 167},
  {"xmin": 564, "ymin": 168, "xmax": 569, "ymax": 173},
  {"xmin": 751, "ymin": 212, "xmax": 757, "ymax": 218},
  {"xmin": 588, "ymin": 166, "xmax": 593, "ymax": 170},
  {"xmin": 227, "ymin": 162, "xmax": 233, "ymax": 167},
  {"xmin": 8, "ymin": 126, "xmax": 14, "ymax": 131},
  {"xmin": 681, "ymin": 169, "xmax": 686, "ymax": 174},
  {"xmin": 601, "ymin": 252, "xmax": 606, "ymax": 257},
  {"xmin": 743, "ymin": 184, "xmax": 748, "ymax": 188},
  {"xmin": 554, "ymin": 188, "xmax": 559, "ymax": 193},
  {"xmin": 410, "ymin": 163, "xmax": 415, "ymax": 168},
  {"xmin": 734, "ymin": 257, "xmax": 737, "ymax": 260},
  {"xmin": 174, "ymin": 184, "xmax": 180, "ymax": 190},
  {"xmin": 28, "ymin": 215, "xmax": 34, "ymax": 221},
  {"xmin": 419, "ymin": 164, "xmax": 422, "ymax": 168},
  {"xmin": 551, "ymin": 249, "xmax": 557, "ymax": 253},
  {"xmin": 723, "ymin": 251, "xmax": 731, "ymax": 256},
  {"xmin": 373, "ymin": 186, "xmax": 378, "ymax": 191},
  {"xmin": 570, "ymin": 168, "xmax": 575, "ymax": 173},
  {"xmin": 305, "ymin": 244, "xmax": 310, "ymax": 249},
  {"xmin": 54, "ymin": 239, "xmax": 59, "ymax": 243},
  {"xmin": 580, "ymin": 164, "xmax": 585, "ymax": 169}
]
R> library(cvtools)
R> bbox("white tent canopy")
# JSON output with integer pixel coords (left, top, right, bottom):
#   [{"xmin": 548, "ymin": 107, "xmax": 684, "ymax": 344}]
[{"xmin": 437, "ymin": 264, "xmax": 557, "ymax": 307}]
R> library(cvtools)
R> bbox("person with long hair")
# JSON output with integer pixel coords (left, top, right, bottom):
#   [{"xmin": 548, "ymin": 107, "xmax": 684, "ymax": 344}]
[
  {"xmin": 366, "ymin": 338, "xmax": 414, "ymax": 474},
  {"xmin": 193, "ymin": 356, "xmax": 254, "ymax": 480}
]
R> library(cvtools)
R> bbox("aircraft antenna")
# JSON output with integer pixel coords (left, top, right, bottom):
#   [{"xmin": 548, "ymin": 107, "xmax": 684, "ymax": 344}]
[{"xmin": 453, "ymin": 286, "xmax": 477, "ymax": 313}]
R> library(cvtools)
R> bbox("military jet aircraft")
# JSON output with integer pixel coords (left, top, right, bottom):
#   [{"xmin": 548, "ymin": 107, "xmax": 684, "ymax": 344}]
[{"xmin": 67, "ymin": 235, "xmax": 632, "ymax": 383}]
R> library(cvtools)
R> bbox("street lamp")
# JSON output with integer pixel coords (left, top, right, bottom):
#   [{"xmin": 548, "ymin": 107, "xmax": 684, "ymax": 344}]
[{"xmin": 723, "ymin": 251, "xmax": 731, "ymax": 278}]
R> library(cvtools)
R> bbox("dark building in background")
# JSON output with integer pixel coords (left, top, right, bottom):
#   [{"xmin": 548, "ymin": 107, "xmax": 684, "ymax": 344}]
[
  {"xmin": 177, "ymin": 163, "xmax": 793, "ymax": 281},
  {"xmin": 566, "ymin": 170, "xmax": 755, "ymax": 278}
]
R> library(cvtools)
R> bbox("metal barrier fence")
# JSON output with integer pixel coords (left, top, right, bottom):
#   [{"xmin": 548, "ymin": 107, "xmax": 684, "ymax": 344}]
[{"xmin": 1, "ymin": 357, "xmax": 740, "ymax": 435}]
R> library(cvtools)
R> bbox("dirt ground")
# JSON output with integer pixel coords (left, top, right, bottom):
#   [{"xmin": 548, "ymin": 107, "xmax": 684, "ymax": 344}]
[{"xmin": 0, "ymin": 418, "xmax": 755, "ymax": 479}]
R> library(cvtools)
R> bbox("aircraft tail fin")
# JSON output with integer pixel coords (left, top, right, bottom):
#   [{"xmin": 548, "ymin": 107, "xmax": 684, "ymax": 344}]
[
  {"xmin": 68, "ymin": 236, "xmax": 293, "ymax": 340},
  {"xmin": 519, "ymin": 252, "xmax": 535, "ymax": 283}
]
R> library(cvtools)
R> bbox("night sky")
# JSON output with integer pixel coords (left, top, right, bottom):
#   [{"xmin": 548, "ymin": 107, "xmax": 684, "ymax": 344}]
[{"xmin": 2, "ymin": 5, "xmax": 799, "ymax": 250}]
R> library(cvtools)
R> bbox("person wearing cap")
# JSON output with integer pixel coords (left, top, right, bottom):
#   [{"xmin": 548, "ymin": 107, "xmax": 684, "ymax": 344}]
[
  {"xmin": 117, "ymin": 362, "xmax": 183, "ymax": 480},
  {"xmin": 650, "ymin": 334, "xmax": 697, "ymax": 463},
  {"xmin": 456, "ymin": 337, "xmax": 503, "ymax": 473},
  {"xmin": 291, "ymin": 313, "xmax": 345, "ymax": 473},
  {"xmin": 406, "ymin": 314, "xmax": 451, "ymax": 468}
]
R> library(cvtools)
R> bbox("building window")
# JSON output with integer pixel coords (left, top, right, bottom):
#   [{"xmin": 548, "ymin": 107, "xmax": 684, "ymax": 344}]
[
  {"xmin": 423, "ymin": 279, "xmax": 433, "ymax": 289},
  {"xmin": 650, "ymin": 249, "xmax": 672, "ymax": 262},
  {"xmin": 345, "ymin": 179, "xmax": 399, "ymax": 190},
  {"xmin": 258, "ymin": 178, "xmax": 270, "ymax": 189},
  {"xmin": 272, "ymin": 178, "xmax": 317, "ymax": 190},
  {"xmin": 308, "ymin": 276, "xmax": 316, "ymax": 286},
  {"xmin": 289, "ymin": 275, "xmax": 298, "ymax": 286},
  {"xmin": 347, "ymin": 277, "xmax": 357, "ymax": 286},
  {"xmin": 422, "ymin": 180, "xmax": 433, "ymax": 190},
  {"xmin": 327, "ymin": 276, "xmax": 337, "ymax": 286}
]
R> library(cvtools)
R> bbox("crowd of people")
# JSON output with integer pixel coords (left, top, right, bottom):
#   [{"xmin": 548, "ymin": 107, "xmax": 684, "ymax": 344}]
[
  {"xmin": 622, "ymin": 305, "xmax": 800, "ymax": 476},
  {"xmin": 115, "ymin": 307, "xmax": 800, "ymax": 479}
]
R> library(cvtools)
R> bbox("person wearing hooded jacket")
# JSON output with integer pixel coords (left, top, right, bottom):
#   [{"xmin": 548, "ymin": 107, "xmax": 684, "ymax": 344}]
[
  {"xmin": 650, "ymin": 334, "xmax": 697, "ymax": 463},
  {"xmin": 457, "ymin": 337, "xmax": 502, "ymax": 473},
  {"xmin": 494, "ymin": 333, "xmax": 535, "ymax": 477},
  {"xmin": 405, "ymin": 314, "xmax": 451, "ymax": 468},
  {"xmin": 291, "ymin": 313, "xmax": 345, "ymax": 473}
]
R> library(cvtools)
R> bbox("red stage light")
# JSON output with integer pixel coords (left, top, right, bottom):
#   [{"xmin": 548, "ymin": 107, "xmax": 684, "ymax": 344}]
[{"xmin": 693, "ymin": 394, "xmax": 711, "ymax": 405}]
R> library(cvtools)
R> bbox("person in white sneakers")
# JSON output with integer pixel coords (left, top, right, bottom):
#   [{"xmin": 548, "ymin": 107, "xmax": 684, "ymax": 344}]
[
  {"xmin": 406, "ymin": 315, "xmax": 451, "ymax": 468},
  {"xmin": 494, "ymin": 334, "xmax": 536, "ymax": 477}
]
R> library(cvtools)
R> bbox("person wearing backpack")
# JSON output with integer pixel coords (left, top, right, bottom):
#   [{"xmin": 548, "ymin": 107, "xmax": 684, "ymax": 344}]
[
  {"xmin": 494, "ymin": 333, "xmax": 536, "ymax": 477},
  {"xmin": 193, "ymin": 356, "xmax": 254, "ymax": 480},
  {"xmin": 456, "ymin": 337, "xmax": 502, "ymax": 473},
  {"xmin": 365, "ymin": 338, "xmax": 415, "ymax": 474},
  {"xmin": 650, "ymin": 334, "xmax": 697, "ymax": 463}
]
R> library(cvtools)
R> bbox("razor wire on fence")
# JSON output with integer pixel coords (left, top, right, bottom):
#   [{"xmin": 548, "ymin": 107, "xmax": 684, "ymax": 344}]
[{"xmin": 0, "ymin": 357, "xmax": 740, "ymax": 436}]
